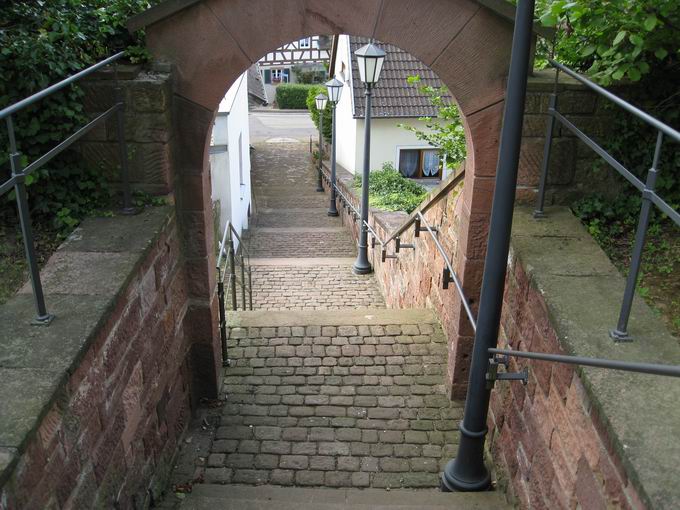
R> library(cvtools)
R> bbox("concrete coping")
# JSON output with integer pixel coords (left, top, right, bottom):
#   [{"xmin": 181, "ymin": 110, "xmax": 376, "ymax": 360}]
[
  {"xmin": 0, "ymin": 206, "xmax": 173, "ymax": 486},
  {"xmin": 511, "ymin": 206, "xmax": 680, "ymax": 509}
]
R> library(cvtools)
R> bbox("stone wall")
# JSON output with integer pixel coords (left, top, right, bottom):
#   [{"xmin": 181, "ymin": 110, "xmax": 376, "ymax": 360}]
[
  {"xmin": 79, "ymin": 64, "xmax": 173, "ymax": 195},
  {"xmin": 0, "ymin": 207, "xmax": 193, "ymax": 508},
  {"xmin": 517, "ymin": 69, "xmax": 621, "ymax": 205},
  {"xmin": 488, "ymin": 207, "xmax": 680, "ymax": 509}
]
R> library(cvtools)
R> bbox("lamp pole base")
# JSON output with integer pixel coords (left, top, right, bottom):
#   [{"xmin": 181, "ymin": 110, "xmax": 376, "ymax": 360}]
[
  {"xmin": 440, "ymin": 459, "xmax": 491, "ymax": 492},
  {"xmin": 352, "ymin": 251, "xmax": 372, "ymax": 275}
]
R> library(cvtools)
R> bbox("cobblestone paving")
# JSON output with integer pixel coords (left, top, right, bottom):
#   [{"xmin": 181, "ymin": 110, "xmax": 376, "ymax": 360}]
[
  {"xmin": 245, "ymin": 229, "xmax": 357, "ymax": 258},
  {"xmin": 211, "ymin": 320, "xmax": 460, "ymax": 489},
  {"xmin": 248, "ymin": 265, "xmax": 385, "ymax": 310},
  {"xmin": 161, "ymin": 142, "xmax": 458, "ymax": 505}
]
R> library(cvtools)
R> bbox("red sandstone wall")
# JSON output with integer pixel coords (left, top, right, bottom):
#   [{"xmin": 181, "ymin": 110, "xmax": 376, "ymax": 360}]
[
  {"xmin": 3, "ymin": 215, "xmax": 192, "ymax": 509},
  {"xmin": 488, "ymin": 256, "xmax": 645, "ymax": 509}
]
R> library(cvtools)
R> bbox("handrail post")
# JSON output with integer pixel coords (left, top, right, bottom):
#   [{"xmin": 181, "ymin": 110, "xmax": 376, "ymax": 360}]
[
  {"xmin": 441, "ymin": 0, "xmax": 535, "ymax": 492},
  {"xmin": 114, "ymin": 63, "xmax": 135, "ymax": 215},
  {"xmin": 533, "ymin": 70, "xmax": 560, "ymax": 218},
  {"xmin": 248, "ymin": 266, "xmax": 253, "ymax": 310},
  {"xmin": 228, "ymin": 229, "xmax": 237, "ymax": 311},
  {"xmin": 216, "ymin": 266, "xmax": 229, "ymax": 365},
  {"xmin": 6, "ymin": 116, "xmax": 53, "ymax": 325},
  {"xmin": 610, "ymin": 131, "xmax": 663, "ymax": 342},
  {"xmin": 317, "ymin": 107, "xmax": 324, "ymax": 192},
  {"xmin": 240, "ymin": 252, "xmax": 246, "ymax": 310},
  {"xmin": 328, "ymin": 101, "xmax": 339, "ymax": 216}
]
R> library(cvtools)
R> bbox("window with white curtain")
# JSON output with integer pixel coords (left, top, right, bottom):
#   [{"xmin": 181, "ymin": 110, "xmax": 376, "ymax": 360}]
[{"xmin": 398, "ymin": 148, "xmax": 441, "ymax": 179}]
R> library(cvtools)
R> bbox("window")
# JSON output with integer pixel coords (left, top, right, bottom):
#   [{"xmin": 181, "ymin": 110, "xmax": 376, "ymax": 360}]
[
  {"xmin": 271, "ymin": 69, "xmax": 282, "ymax": 82},
  {"xmin": 300, "ymin": 37, "xmax": 311, "ymax": 48},
  {"xmin": 398, "ymin": 149, "xmax": 441, "ymax": 179}
]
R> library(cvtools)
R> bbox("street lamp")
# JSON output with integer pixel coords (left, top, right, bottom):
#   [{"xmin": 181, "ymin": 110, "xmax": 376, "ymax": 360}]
[
  {"xmin": 352, "ymin": 42, "xmax": 385, "ymax": 275},
  {"xmin": 325, "ymin": 77, "xmax": 343, "ymax": 217},
  {"xmin": 314, "ymin": 93, "xmax": 328, "ymax": 192}
]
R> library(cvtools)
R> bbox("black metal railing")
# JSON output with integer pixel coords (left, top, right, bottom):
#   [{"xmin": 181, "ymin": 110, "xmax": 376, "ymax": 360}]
[
  {"xmin": 533, "ymin": 59, "xmax": 680, "ymax": 342},
  {"xmin": 321, "ymin": 168, "xmax": 477, "ymax": 333},
  {"xmin": 216, "ymin": 221, "xmax": 253, "ymax": 366},
  {"xmin": 0, "ymin": 52, "xmax": 133, "ymax": 325}
]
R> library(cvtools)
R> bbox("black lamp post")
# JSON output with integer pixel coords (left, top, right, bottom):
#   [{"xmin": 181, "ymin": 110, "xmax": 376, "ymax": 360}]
[
  {"xmin": 352, "ymin": 42, "xmax": 385, "ymax": 275},
  {"xmin": 315, "ymin": 93, "xmax": 328, "ymax": 192},
  {"xmin": 325, "ymin": 77, "xmax": 343, "ymax": 217},
  {"xmin": 440, "ymin": 0, "xmax": 536, "ymax": 492}
]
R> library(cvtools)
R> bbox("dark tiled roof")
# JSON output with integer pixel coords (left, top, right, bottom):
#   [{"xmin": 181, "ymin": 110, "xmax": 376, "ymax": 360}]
[
  {"xmin": 248, "ymin": 64, "xmax": 268, "ymax": 105},
  {"xmin": 348, "ymin": 36, "xmax": 451, "ymax": 119}
]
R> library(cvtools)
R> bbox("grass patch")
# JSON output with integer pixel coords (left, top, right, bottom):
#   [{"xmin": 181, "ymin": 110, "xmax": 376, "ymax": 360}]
[{"xmin": 353, "ymin": 163, "xmax": 428, "ymax": 214}]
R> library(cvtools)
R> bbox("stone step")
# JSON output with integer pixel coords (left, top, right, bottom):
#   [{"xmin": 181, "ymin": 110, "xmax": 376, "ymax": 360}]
[
  {"xmin": 253, "ymin": 209, "xmax": 341, "ymax": 228},
  {"xmin": 244, "ymin": 263, "xmax": 385, "ymax": 311},
  {"xmin": 227, "ymin": 308, "xmax": 440, "ymax": 329},
  {"xmin": 241, "ymin": 229, "xmax": 356, "ymax": 258},
  {"xmin": 180, "ymin": 485, "xmax": 509, "ymax": 509}
]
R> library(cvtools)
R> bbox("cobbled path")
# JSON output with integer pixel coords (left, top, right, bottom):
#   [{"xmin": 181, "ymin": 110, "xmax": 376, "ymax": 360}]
[{"xmin": 163, "ymin": 142, "xmax": 461, "ymax": 507}]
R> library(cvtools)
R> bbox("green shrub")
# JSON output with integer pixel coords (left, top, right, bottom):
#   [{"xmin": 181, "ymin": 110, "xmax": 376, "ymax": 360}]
[
  {"xmin": 354, "ymin": 163, "xmax": 427, "ymax": 214},
  {"xmin": 276, "ymin": 84, "xmax": 316, "ymax": 109},
  {"xmin": 0, "ymin": 0, "xmax": 156, "ymax": 233},
  {"xmin": 305, "ymin": 85, "xmax": 332, "ymax": 143}
]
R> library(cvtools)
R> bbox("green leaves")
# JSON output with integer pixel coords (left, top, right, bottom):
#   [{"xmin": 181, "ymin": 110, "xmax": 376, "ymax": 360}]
[{"xmin": 535, "ymin": 0, "xmax": 678, "ymax": 85}]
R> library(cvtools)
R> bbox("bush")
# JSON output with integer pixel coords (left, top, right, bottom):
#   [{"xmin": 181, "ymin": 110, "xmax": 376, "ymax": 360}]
[
  {"xmin": 354, "ymin": 163, "xmax": 427, "ymax": 214},
  {"xmin": 276, "ymin": 84, "xmax": 316, "ymax": 109},
  {"xmin": 305, "ymin": 85, "xmax": 332, "ymax": 143},
  {"xmin": 0, "ymin": 0, "xmax": 156, "ymax": 233}
]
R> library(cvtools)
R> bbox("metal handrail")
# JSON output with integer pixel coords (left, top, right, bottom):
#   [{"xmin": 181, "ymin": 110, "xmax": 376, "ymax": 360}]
[
  {"xmin": 416, "ymin": 212, "xmax": 477, "ymax": 331},
  {"xmin": 1, "ymin": 51, "xmax": 132, "ymax": 325},
  {"xmin": 490, "ymin": 348, "xmax": 680, "ymax": 379},
  {"xmin": 533, "ymin": 60, "xmax": 680, "ymax": 341},
  {"xmin": 0, "ymin": 52, "xmax": 125, "ymax": 120},
  {"xmin": 327, "ymin": 170, "xmax": 475, "ymax": 331},
  {"xmin": 216, "ymin": 221, "xmax": 253, "ymax": 366}
]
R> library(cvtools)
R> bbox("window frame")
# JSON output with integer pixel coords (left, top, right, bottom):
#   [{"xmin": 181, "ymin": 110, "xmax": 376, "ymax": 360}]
[{"xmin": 396, "ymin": 147, "xmax": 442, "ymax": 179}]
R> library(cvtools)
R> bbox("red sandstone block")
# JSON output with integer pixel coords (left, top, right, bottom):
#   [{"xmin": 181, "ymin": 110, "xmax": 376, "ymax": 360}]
[
  {"xmin": 547, "ymin": 476, "xmax": 572, "ymax": 510},
  {"xmin": 574, "ymin": 455, "xmax": 607, "ymax": 510},
  {"xmin": 561, "ymin": 380, "xmax": 602, "ymax": 469},
  {"xmin": 92, "ymin": 411, "xmax": 126, "ymax": 482},
  {"xmin": 548, "ymin": 430, "xmax": 577, "ymax": 497},
  {"xmin": 511, "ymin": 470, "xmax": 531, "ymax": 509}
]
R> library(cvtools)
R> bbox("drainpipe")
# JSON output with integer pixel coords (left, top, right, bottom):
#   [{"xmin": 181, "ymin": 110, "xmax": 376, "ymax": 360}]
[{"xmin": 440, "ymin": 0, "xmax": 536, "ymax": 492}]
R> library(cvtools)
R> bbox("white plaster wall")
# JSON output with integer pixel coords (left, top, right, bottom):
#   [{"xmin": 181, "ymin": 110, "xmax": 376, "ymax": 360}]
[
  {"xmin": 354, "ymin": 118, "xmax": 434, "ymax": 174},
  {"xmin": 334, "ymin": 35, "xmax": 359, "ymax": 174},
  {"xmin": 210, "ymin": 71, "xmax": 252, "ymax": 250}
]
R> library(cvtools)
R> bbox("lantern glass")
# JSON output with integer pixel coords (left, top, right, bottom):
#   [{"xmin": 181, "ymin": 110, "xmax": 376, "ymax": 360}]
[
  {"xmin": 355, "ymin": 43, "xmax": 386, "ymax": 85},
  {"xmin": 315, "ymin": 93, "xmax": 328, "ymax": 111},
  {"xmin": 325, "ymin": 77, "xmax": 344, "ymax": 103}
]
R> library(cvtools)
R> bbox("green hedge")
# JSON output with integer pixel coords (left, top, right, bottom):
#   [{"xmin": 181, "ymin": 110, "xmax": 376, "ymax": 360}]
[
  {"xmin": 276, "ymin": 84, "xmax": 316, "ymax": 109},
  {"xmin": 305, "ymin": 85, "xmax": 332, "ymax": 143}
]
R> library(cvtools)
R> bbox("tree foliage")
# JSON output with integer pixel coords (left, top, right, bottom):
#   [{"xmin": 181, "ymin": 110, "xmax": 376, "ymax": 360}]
[
  {"xmin": 536, "ymin": 0, "xmax": 680, "ymax": 85},
  {"xmin": 306, "ymin": 86, "xmax": 332, "ymax": 143},
  {"xmin": 398, "ymin": 76, "xmax": 466, "ymax": 168},
  {"xmin": 0, "ymin": 0, "xmax": 154, "ymax": 232}
]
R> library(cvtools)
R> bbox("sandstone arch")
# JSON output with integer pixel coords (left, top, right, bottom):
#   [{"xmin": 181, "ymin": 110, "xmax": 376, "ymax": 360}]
[{"xmin": 131, "ymin": 0, "xmax": 522, "ymax": 398}]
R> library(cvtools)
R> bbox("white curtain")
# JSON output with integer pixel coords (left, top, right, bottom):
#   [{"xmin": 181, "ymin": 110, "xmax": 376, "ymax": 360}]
[
  {"xmin": 422, "ymin": 150, "xmax": 440, "ymax": 177},
  {"xmin": 399, "ymin": 150, "xmax": 418, "ymax": 177}
]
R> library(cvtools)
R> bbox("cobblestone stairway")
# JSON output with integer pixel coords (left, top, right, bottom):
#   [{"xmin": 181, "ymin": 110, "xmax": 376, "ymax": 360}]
[{"xmin": 166, "ymin": 142, "xmax": 507, "ymax": 508}]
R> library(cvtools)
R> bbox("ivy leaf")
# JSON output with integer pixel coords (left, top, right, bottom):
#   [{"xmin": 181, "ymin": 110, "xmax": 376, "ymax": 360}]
[
  {"xmin": 581, "ymin": 45, "xmax": 597, "ymax": 57},
  {"xmin": 613, "ymin": 31, "xmax": 627, "ymax": 46},
  {"xmin": 629, "ymin": 34, "xmax": 644, "ymax": 47},
  {"xmin": 654, "ymin": 48, "xmax": 668, "ymax": 60},
  {"xmin": 627, "ymin": 67, "xmax": 642, "ymax": 81},
  {"xmin": 644, "ymin": 14, "xmax": 657, "ymax": 31},
  {"xmin": 540, "ymin": 12, "xmax": 558, "ymax": 26}
]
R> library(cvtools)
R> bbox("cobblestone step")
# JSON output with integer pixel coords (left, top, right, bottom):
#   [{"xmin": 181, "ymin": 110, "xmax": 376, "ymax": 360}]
[
  {"xmin": 243, "ymin": 229, "xmax": 356, "ymax": 258},
  {"xmin": 253, "ymin": 209, "xmax": 341, "ymax": 228},
  {"xmin": 245, "ymin": 264, "xmax": 385, "ymax": 311},
  {"xmin": 180, "ymin": 484, "xmax": 510, "ymax": 509}
]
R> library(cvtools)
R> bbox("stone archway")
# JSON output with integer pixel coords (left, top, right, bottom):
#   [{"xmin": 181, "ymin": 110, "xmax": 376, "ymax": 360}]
[{"xmin": 131, "ymin": 0, "xmax": 516, "ymax": 398}]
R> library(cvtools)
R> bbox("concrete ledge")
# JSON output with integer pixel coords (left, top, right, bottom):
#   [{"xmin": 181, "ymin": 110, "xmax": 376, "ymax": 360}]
[
  {"xmin": 228, "ymin": 309, "xmax": 439, "ymax": 328},
  {"xmin": 510, "ymin": 206, "xmax": 680, "ymax": 509},
  {"xmin": 0, "ymin": 206, "xmax": 173, "ymax": 486}
]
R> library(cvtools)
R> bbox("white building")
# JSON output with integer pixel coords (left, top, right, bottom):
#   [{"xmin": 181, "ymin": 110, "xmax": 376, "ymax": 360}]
[
  {"xmin": 259, "ymin": 36, "xmax": 330, "ymax": 100},
  {"xmin": 331, "ymin": 35, "xmax": 451, "ymax": 182},
  {"xmin": 209, "ymin": 71, "xmax": 252, "ymax": 246}
]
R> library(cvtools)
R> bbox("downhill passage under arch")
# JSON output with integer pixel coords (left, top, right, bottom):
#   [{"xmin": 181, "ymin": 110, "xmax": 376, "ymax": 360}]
[{"xmin": 130, "ymin": 0, "xmax": 520, "ymax": 398}]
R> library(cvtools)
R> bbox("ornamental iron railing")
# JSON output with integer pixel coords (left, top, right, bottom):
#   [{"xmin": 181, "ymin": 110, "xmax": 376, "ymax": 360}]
[
  {"xmin": 0, "ymin": 52, "xmax": 133, "ymax": 326},
  {"xmin": 533, "ymin": 59, "xmax": 680, "ymax": 342}
]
